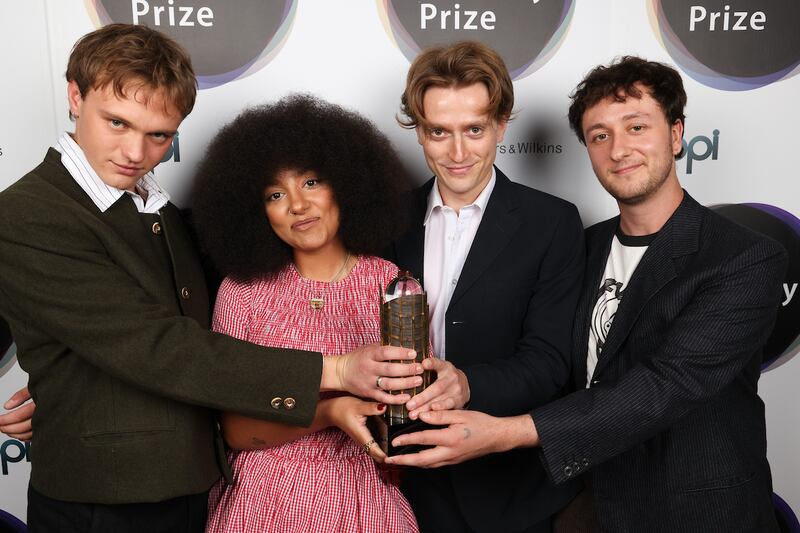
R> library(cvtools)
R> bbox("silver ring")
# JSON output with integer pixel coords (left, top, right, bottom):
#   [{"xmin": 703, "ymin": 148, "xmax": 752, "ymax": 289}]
[
  {"xmin": 363, "ymin": 439, "xmax": 377, "ymax": 453},
  {"xmin": 376, "ymin": 376, "xmax": 384, "ymax": 389}
]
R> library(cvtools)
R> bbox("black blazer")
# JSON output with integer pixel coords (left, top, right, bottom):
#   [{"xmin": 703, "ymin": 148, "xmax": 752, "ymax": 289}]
[
  {"xmin": 387, "ymin": 168, "xmax": 585, "ymax": 532},
  {"xmin": 534, "ymin": 193, "xmax": 785, "ymax": 532}
]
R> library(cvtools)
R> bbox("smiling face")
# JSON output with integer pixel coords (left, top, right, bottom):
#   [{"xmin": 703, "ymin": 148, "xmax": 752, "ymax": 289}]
[
  {"xmin": 582, "ymin": 83, "xmax": 683, "ymax": 206},
  {"xmin": 416, "ymin": 83, "xmax": 507, "ymax": 211},
  {"xmin": 263, "ymin": 169, "xmax": 343, "ymax": 259},
  {"xmin": 67, "ymin": 80, "xmax": 182, "ymax": 191}
]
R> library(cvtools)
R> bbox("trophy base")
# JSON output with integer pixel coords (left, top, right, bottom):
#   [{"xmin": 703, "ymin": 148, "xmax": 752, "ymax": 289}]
[{"xmin": 369, "ymin": 417, "xmax": 435, "ymax": 456}]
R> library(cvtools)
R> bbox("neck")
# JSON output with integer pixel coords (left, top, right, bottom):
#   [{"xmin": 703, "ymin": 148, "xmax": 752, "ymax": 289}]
[
  {"xmin": 293, "ymin": 242, "xmax": 350, "ymax": 281},
  {"xmin": 437, "ymin": 171, "xmax": 491, "ymax": 214},
  {"xmin": 618, "ymin": 174, "xmax": 683, "ymax": 236}
]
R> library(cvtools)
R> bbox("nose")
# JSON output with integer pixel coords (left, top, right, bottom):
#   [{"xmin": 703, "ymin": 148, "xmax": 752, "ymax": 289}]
[
  {"xmin": 609, "ymin": 134, "xmax": 630, "ymax": 162},
  {"xmin": 448, "ymin": 134, "xmax": 466, "ymax": 163},
  {"xmin": 121, "ymin": 134, "xmax": 146, "ymax": 164},
  {"xmin": 287, "ymin": 190, "xmax": 310, "ymax": 214}
]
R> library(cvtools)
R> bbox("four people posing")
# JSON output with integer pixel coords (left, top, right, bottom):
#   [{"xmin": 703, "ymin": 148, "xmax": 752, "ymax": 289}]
[{"xmin": 0, "ymin": 23, "xmax": 787, "ymax": 533}]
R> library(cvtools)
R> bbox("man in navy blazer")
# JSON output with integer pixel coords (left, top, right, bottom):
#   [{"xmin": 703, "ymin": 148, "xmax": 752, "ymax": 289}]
[
  {"xmin": 385, "ymin": 41, "xmax": 585, "ymax": 533},
  {"xmin": 389, "ymin": 57, "xmax": 785, "ymax": 533}
]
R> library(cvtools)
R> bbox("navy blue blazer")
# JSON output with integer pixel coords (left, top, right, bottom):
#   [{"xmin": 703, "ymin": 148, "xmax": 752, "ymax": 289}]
[{"xmin": 535, "ymin": 192, "xmax": 785, "ymax": 532}]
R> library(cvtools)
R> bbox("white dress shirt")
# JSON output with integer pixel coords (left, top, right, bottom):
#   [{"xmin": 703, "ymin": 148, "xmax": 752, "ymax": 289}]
[
  {"xmin": 424, "ymin": 169, "xmax": 496, "ymax": 359},
  {"xmin": 54, "ymin": 132, "xmax": 170, "ymax": 214}
]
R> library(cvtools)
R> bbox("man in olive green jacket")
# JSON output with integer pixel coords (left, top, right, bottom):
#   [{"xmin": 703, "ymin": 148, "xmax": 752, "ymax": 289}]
[{"xmin": 0, "ymin": 24, "xmax": 418, "ymax": 532}]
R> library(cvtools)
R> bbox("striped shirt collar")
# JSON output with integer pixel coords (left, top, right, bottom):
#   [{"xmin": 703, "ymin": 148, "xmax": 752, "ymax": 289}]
[{"xmin": 54, "ymin": 132, "xmax": 170, "ymax": 214}]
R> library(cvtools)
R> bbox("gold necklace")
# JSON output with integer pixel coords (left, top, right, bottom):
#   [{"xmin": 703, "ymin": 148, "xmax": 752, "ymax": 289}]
[{"xmin": 304, "ymin": 252, "xmax": 351, "ymax": 310}]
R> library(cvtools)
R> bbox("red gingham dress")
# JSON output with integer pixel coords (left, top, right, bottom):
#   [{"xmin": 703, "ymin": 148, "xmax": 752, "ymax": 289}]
[{"xmin": 206, "ymin": 256, "xmax": 418, "ymax": 533}]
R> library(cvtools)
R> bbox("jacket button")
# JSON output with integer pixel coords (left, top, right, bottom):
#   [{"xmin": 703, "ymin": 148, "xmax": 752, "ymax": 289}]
[
  {"xmin": 270, "ymin": 397, "xmax": 282, "ymax": 409},
  {"xmin": 180, "ymin": 287, "xmax": 191, "ymax": 299},
  {"xmin": 582, "ymin": 458, "xmax": 589, "ymax": 467},
  {"xmin": 564, "ymin": 465, "xmax": 574, "ymax": 477},
  {"xmin": 151, "ymin": 221, "xmax": 162, "ymax": 235},
  {"xmin": 283, "ymin": 397, "xmax": 296, "ymax": 410},
  {"xmin": 591, "ymin": 379, "xmax": 600, "ymax": 386}
]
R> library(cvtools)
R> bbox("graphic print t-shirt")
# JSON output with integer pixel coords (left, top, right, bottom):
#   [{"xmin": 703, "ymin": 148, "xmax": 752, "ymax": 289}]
[{"xmin": 585, "ymin": 228, "xmax": 657, "ymax": 387}]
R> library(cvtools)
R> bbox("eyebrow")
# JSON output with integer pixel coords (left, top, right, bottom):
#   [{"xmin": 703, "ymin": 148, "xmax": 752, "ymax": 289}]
[
  {"xmin": 98, "ymin": 110, "xmax": 179, "ymax": 136},
  {"xmin": 584, "ymin": 112, "xmax": 652, "ymax": 134}
]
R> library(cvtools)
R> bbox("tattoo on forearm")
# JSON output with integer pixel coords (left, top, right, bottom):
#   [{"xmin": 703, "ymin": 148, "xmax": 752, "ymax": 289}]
[
  {"xmin": 251, "ymin": 437, "xmax": 266, "ymax": 446},
  {"xmin": 463, "ymin": 427, "xmax": 471, "ymax": 440}
]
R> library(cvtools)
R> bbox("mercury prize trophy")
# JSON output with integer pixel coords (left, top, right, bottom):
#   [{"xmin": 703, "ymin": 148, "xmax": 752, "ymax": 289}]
[{"xmin": 375, "ymin": 270, "xmax": 434, "ymax": 456}]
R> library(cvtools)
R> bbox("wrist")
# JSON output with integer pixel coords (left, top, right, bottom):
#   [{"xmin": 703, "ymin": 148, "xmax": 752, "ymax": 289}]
[
  {"xmin": 500, "ymin": 414, "xmax": 539, "ymax": 452},
  {"xmin": 320, "ymin": 356, "xmax": 340, "ymax": 391}
]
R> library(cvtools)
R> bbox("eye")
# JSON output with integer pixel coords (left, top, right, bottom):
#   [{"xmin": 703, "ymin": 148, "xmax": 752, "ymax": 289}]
[
  {"xmin": 304, "ymin": 178, "xmax": 319, "ymax": 188},
  {"xmin": 469, "ymin": 126, "xmax": 483, "ymax": 135},
  {"xmin": 631, "ymin": 125, "xmax": 646, "ymax": 133},
  {"xmin": 592, "ymin": 133, "xmax": 608, "ymax": 142},
  {"xmin": 430, "ymin": 128, "xmax": 445, "ymax": 137},
  {"xmin": 110, "ymin": 119, "xmax": 125, "ymax": 129},
  {"xmin": 265, "ymin": 191, "xmax": 284, "ymax": 202}
]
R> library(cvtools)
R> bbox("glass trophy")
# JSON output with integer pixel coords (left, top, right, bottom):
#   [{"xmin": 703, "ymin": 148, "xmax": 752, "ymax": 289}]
[{"xmin": 372, "ymin": 270, "xmax": 434, "ymax": 456}]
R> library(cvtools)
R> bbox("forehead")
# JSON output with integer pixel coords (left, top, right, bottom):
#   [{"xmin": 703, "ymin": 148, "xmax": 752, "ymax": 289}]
[
  {"xmin": 582, "ymin": 86, "xmax": 667, "ymax": 128},
  {"xmin": 421, "ymin": 83, "xmax": 492, "ymax": 123},
  {"xmin": 89, "ymin": 82, "xmax": 181, "ymax": 123}
]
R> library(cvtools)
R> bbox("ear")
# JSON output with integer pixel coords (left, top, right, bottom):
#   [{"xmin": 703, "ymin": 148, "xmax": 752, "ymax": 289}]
[
  {"xmin": 415, "ymin": 126, "xmax": 426, "ymax": 146},
  {"xmin": 496, "ymin": 117, "xmax": 509, "ymax": 143},
  {"xmin": 66, "ymin": 80, "xmax": 84, "ymax": 119},
  {"xmin": 671, "ymin": 119, "xmax": 684, "ymax": 156}
]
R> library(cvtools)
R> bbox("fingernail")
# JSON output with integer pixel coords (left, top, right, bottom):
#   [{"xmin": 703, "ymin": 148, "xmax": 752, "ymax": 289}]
[
  {"xmin": 408, "ymin": 350, "xmax": 416, "ymax": 359},
  {"xmin": 415, "ymin": 377, "xmax": 423, "ymax": 385},
  {"xmin": 377, "ymin": 403, "xmax": 386, "ymax": 411}
]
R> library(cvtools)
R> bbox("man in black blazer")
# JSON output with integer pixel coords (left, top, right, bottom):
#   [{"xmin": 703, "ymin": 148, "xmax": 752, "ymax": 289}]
[
  {"xmin": 389, "ymin": 57, "xmax": 785, "ymax": 532},
  {"xmin": 385, "ymin": 41, "xmax": 585, "ymax": 533},
  {"xmin": 0, "ymin": 24, "xmax": 420, "ymax": 532}
]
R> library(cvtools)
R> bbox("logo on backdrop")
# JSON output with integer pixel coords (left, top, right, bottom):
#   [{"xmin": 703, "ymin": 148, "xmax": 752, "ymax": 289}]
[
  {"xmin": 711, "ymin": 203, "xmax": 800, "ymax": 372},
  {"xmin": 773, "ymin": 493, "xmax": 800, "ymax": 533},
  {"xmin": 160, "ymin": 134, "xmax": 181, "ymax": 163},
  {"xmin": 85, "ymin": 1, "xmax": 298, "ymax": 89},
  {"xmin": 648, "ymin": 1, "xmax": 800, "ymax": 90},
  {"xmin": 378, "ymin": 0, "xmax": 575, "ymax": 80},
  {"xmin": 0, "ymin": 318, "xmax": 15, "ymax": 378},
  {"xmin": 0, "ymin": 439, "xmax": 29, "ymax": 476},
  {"xmin": 677, "ymin": 129, "xmax": 719, "ymax": 174}
]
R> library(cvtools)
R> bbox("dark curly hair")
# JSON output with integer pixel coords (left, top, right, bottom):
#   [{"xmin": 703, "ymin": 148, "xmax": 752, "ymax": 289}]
[
  {"xmin": 568, "ymin": 56, "xmax": 687, "ymax": 157},
  {"xmin": 191, "ymin": 94, "xmax": 410, "ymax": 281}
]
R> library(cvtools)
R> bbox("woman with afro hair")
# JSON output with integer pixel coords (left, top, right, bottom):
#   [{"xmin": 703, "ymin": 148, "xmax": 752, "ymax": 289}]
[{"xmin": 192, "ymin": 95, "xmax": 419, "ymax": 533}]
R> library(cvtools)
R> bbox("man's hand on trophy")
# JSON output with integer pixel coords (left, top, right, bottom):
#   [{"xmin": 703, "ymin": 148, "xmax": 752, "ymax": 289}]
[
  {"xmin": 327, "ymin": 343, "xmax": 424, "ymax": 404},
  {"xmin": 321, "ymin": 395, "xmax": 387, "ymax": 463},
  {"xmin": 405, "ymin": 358, "xmax": 470, "ymax": 419},
  {"xmin": 0, "ymin": 386, "xmax": 34, "ymax": 441},
  {"xmin": 384, "ymin": 411, "xmax": 539, "ymax": 468}
]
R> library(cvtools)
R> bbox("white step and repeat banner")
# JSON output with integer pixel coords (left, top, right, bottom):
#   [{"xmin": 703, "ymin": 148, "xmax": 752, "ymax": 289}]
[{"xmin": 1, "ymin": 1, "xmax": 798, "ymax": 528}]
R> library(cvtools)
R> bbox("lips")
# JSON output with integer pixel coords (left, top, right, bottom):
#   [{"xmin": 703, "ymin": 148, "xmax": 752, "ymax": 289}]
[
  {"xmin": 612, "ymin": 163, "xmax": 644, "ymax": 175},
  {"xmin": 112, "ymin": 161, "xmax": 143, "ymax": 177},
  {"xmin": 444, "ymin": 163, "xmax": 476, "ymax": 175},
  {"xmin": 292, "ymin": 217, "xmax": 319, "ymax": 230}
]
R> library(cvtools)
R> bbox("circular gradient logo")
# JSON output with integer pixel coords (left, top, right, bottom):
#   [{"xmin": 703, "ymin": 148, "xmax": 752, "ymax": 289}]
[
  {"xmin": 0, "ymin": 317, "xmax": 14, "ymax": 378},
  {"xmin": 712, "ymin": 203, "xmax": 800, "ymax": 371},
  {"xmin": 378, "ymin": 0, "xmax": 574, "ymax": 80},
  {"xmin": 774, "ymin": 493, "xmax": 800, "ymax": 533},
  {"xmin": 648, "ymin": 1, "xmax": 800, "ymax": 90},
  {"xmin": 85, "ymin": 0, "xmax": 297, "ymax": 89}
]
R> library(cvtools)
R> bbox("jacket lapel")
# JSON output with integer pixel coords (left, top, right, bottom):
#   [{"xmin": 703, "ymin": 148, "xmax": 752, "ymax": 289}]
[
  {"xmin": 593, "ymin": 192, "xmax": 702, "ymax": 377},
  {"xmin": 448, "ymin": 169, "xmax": 521, "ymax": 309},
  {"xmin": 573, "ymin": 218, "xmax": 616, "ymax": 389}
]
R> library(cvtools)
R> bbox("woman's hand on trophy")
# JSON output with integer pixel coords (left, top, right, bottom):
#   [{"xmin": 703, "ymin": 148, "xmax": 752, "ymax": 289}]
[
  {"xmin": 405, "ymin": 358, "xmax": 470, "ymax": 419},
  {"xmin": 0, "ymin": 386, "xmax": 35, "ymax": 441},
  {"xmin": 323, "ymin": 343, "xmax": 424, "ymax": 404},
  {"xmin": 321, "ymin": 395, "xmax": 387, "ymax": 463}
]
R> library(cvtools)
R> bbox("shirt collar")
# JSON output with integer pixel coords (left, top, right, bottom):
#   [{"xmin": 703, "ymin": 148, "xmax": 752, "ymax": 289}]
[
  {"xmin": 424, "ymin": 166, "xmax": 496, "ymax": 225},
  {"xmin": 54, "ymin": 132, "xmax": 170, "ymax": 213}
]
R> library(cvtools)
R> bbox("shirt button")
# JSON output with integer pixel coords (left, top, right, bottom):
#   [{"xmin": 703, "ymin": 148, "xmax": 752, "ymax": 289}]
[
  {"xmin": 180, "ymin": 287, "xmax": 191, "ymax": 299},
  {"xmin": 270, "ymin": 397, "xmax": 283, "ymax": 410},
  {"xmin": 283, "ymin": 397, "xmax": 296, "ymax": 410},
  {"xmin": 151, "ymin": 222, "xmax": 162, "ymax": 235},
  {"xmin": 451, "ymin": 279, "xmax": 457, "ymax": 286}
]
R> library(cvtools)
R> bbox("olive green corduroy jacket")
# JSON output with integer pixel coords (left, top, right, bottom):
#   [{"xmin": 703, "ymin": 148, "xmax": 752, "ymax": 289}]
[{"xmin": 0, "ymin": 149, "xmax": 322, "ymax": 504}]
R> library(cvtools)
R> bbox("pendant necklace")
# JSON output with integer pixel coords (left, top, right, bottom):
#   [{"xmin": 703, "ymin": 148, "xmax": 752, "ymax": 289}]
[{"xmin": 304, "ymin": 252, "xmax": 351, "ymax": 310}]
